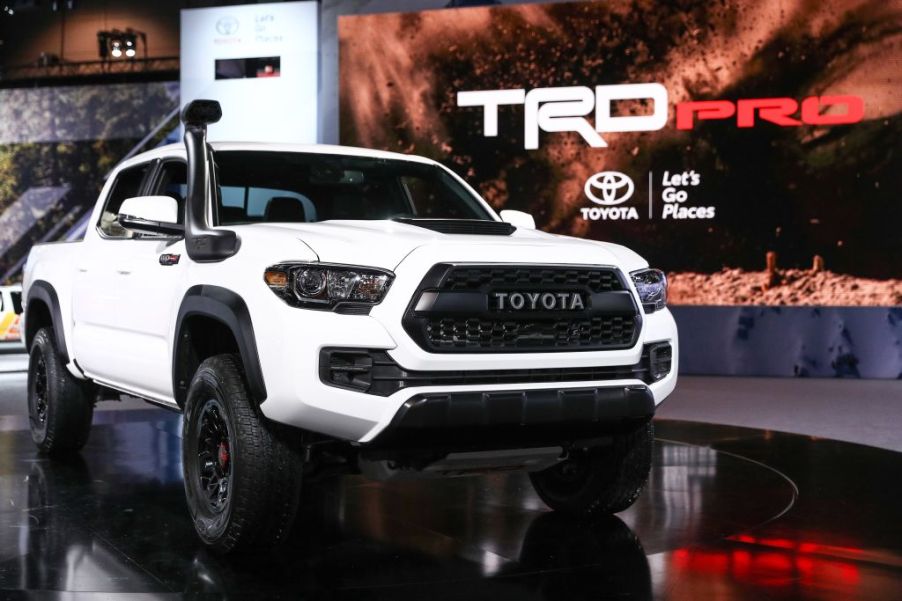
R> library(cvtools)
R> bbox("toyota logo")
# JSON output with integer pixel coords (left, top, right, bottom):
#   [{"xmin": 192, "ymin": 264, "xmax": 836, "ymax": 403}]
[
  {"xmin": 216, "ymin": 16, "xmax": 239, "ymax": 36},
  {"xmin": 584, "ymin": 171, "xmax": 635, "ymax": 206}
]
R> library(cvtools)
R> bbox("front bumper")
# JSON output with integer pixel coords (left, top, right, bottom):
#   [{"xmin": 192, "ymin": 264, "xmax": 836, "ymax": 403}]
[{"xmin": 254, "ymin": 295, "xmax": 679, "ymax": 443}]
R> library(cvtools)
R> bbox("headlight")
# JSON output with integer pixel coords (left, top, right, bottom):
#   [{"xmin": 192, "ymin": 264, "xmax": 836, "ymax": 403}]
[
  {"xmin": 264, "ymin": 263, "xmax": 394, "ymax": 311},
  {"xmin": 630, "ymin": 268, "xmax": 667, "ymax": 313}
]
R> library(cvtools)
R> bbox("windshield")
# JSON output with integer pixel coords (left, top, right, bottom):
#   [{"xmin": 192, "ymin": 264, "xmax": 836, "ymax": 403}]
[{"xmin": 211, "ymin": 151, "xmax": 494, "ymax": 225}]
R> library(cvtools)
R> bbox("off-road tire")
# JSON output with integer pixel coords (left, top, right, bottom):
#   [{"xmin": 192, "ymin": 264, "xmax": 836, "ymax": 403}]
[
  {"xmin": 529, "ymin": 418, "xmax": 653, "ymax": 517},
  {"xmin": 182, "ymin": 354, "xmax": 302, "ymax": 554},
  {"xmin": 27, "ymin": 327, "xmax": 94, "ymax": 454}
]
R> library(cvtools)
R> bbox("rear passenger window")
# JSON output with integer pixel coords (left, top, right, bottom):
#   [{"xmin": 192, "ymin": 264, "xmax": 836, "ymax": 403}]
[{"xmin": 97, "ymin": 163, "xmax": 150, "ymax": 238}]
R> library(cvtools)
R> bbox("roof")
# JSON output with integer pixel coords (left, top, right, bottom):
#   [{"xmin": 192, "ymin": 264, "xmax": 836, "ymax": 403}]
[{"xmin": 117, "ymin": 141, "xmax": 437, "ymax": 172}]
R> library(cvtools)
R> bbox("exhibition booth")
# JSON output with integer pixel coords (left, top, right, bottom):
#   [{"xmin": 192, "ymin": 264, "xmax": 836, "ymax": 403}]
[{"xmin": 0, "ymin": 1, "xmax": 899, "ymax": 599}]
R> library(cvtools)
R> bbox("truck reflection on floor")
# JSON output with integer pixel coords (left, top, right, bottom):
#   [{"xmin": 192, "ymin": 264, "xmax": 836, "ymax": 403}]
[
  {"xmin": 1, "ymin": 414, "xmax": 899, "ymax": 600},
  {"xmin": 5, "ymin": 420, "xmax": 653, "ymax": 598},
  {"xmin": 13, "ymin": 458, "xmax": 167, "ymax": 595}
]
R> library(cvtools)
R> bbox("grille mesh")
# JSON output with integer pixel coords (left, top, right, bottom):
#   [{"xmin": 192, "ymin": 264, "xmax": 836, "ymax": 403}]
[
  {"xmin": 441, "ymin": 266, "xmax": 623, "ymax": 293},
  {"xmin": 426, "ymin": 315, "xmax": 634, "ymax": 350}
]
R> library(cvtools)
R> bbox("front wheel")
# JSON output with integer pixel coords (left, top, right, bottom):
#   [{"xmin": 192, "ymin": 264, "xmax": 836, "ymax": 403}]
[
  {"xmin": 182, "ymin": 354, "xmax": 302, "ymax": 553},
  {"xmin": 529, "ymin": 419, "xmax": 654, "ymax": 517}
]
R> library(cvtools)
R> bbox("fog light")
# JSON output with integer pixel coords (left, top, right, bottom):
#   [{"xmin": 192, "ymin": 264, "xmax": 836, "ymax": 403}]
[
  {"xmin": 320, "ymin": 349, "xmax": 374, "ymax": 392},
  {"xmin": 647, "ymin": 343, "xmax": 673, "ymax": 381}
]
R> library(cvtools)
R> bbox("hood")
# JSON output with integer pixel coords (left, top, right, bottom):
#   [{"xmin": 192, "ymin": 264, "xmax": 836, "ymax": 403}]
[{"xmin": 235, "ymin": 220, "xmax": 649, "ymax": 272}]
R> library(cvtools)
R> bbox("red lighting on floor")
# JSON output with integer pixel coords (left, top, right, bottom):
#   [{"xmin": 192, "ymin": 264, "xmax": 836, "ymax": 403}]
[
  {"xmin": 669, "ymin": 536, "xmax": 864, "ymax": 594},
  {"xmin": 726, "ymin": 533, "xmax": 868, "ymax": 560}
]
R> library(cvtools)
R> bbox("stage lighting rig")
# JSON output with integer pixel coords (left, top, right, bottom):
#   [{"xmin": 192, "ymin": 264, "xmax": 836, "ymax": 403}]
[
  {"xmin": 123, "ymin": 31, "xmax": 138, "ymax": 57},
  {"xmin": 97, "ymin": 28, "xmax": 146, "ymax": 61},
  {"xmin": 2, "ymin": 0, "xmax": 43, "ymax": 15},
  {"xmin": 110, "ymin": 36, "xmax": 122, "ymax": 58}
]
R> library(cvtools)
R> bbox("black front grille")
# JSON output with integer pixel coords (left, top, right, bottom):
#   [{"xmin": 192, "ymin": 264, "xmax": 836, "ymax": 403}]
[
  {"xmin": 403, "ymin": 264, "xmax": 641, "ymax": 353},
  {"xmin": 403, "ymin": 264, "xmax": 640, "ymax": 353}
]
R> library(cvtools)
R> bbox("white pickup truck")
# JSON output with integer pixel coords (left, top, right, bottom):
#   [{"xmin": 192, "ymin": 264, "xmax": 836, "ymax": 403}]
[{"xmin": 22, "ymin": 101, "xmax": 677, "ymax": 553}]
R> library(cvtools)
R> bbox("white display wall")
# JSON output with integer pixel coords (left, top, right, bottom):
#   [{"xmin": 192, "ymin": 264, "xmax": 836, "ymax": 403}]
[{"xmin": 180, "ymin": 1, "xmax": 319, "ymax": 143}]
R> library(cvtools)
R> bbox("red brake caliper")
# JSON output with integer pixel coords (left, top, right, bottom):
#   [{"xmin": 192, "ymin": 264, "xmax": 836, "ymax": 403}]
[{"xmin": 218, "ymin": 441, "xmax": 230, "ymax": 471}]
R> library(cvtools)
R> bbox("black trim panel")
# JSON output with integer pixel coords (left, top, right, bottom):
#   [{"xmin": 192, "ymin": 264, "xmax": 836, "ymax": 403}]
[
  {"xmin": 25, "ymin": 281, "xmax": 68, "ymax": 362},
  {"xmin": 320, "ymin": 343, "xmax": 672, "ymax": 396},
  {"xmin": 173, "ymin": 285, "xmax": 266, "ymax": 404},
  {"xmin": 392, "ymin": 218, "xmax": 516, "ymax": 236},
  {"xmin": 368, "ymin": 385, "xmax": 655, "ymax": 451}
]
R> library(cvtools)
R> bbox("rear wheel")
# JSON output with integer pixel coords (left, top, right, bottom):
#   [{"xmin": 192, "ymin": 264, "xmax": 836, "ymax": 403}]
[
  {"xmin": 182, "ymin": 354, "xmax": 302, "ymax": 553},
  {"xmin": 27, "ymin": 327, "xmax": 94, "ymax": 455},
  {"xmin": 529, "ymin": 419, "xmax": 653, "ymax": 517}
]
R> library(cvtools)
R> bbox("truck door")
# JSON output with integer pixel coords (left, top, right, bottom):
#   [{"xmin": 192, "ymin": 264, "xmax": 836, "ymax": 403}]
[
  {"xmin": 72, "ymin": 162, "xmax": 152, "ymax": 382},
  {"xmin": 72, "ymin": 160, "xmax": 187, "ymax": 401},
  {"xmin": 109, "ymin": 160, "xmax": 188, "ymax": 398}
]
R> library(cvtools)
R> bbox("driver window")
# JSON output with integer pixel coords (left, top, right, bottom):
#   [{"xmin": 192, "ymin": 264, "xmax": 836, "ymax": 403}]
[
  {"xmin": 152, "ymin": 161, "xmax": 187, "ymax": 221},
  {"xmin": 97, "ymin": 163, "xmax": 150, "ymax": 238}
]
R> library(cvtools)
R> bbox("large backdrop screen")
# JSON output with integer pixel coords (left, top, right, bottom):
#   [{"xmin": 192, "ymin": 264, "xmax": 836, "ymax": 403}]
[{"xmin": 338, "ymin": 0, "xmax": 901, "ymax": 307}]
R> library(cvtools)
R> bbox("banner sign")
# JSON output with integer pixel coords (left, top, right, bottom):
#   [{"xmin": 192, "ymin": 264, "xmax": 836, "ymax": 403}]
[{"xmin": 338, "ymin": 0, "xmax": 901, "ymax": 307}]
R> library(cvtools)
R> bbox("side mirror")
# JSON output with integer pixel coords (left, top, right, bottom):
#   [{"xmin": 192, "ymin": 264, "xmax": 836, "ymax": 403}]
[
  {"xmin": 119, "ymin": 196, "xmax": 183, "ymax": 237},
  {"xmin": 499, "ymin": 209, "xmax": 536, "ymax": 230}
]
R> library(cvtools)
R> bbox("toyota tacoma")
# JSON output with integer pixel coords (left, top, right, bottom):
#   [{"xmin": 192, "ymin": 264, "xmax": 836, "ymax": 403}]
[{"xmin": 22, "ymin": 101, "xmax": 677, "ymax": 552}]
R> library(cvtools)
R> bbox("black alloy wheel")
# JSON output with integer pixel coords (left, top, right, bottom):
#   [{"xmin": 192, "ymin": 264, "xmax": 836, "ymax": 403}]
[
  {"xmin": 195, "ymin": 399, "xmax": 233, "ymax": 514},
  {"xmin": 28, "ymin": 353, "xmax": 49, "ymax": 437}
]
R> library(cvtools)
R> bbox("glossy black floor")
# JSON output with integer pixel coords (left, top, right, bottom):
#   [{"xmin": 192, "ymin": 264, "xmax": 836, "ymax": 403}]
[{"xmin": 0, "ymin": 408, "xmax": 900, "ymax": 600}]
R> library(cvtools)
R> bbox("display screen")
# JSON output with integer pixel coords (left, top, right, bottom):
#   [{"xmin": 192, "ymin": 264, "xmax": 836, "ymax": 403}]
[
  {"xmin": 338, "ymin": 0, "xmax": 902, "ymax": 307},
  {"xmin": 215, "ymin": 56, "xmax": 281, "ymax": 80}
]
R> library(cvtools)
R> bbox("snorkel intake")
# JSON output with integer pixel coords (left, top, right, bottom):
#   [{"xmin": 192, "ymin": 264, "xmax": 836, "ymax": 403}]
[{"xmin": 181, "ymin": 99, "xmax": 240, "ymax": 262}]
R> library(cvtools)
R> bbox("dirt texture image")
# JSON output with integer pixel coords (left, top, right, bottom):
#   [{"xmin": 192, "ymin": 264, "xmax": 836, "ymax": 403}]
[
  {"xmin": 339, "ymin": 0, "xmax": 902, "ymax": 306},
  {"xmin": 669, "ymin": 269, "xmax": 902, "ymax": 306}
]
